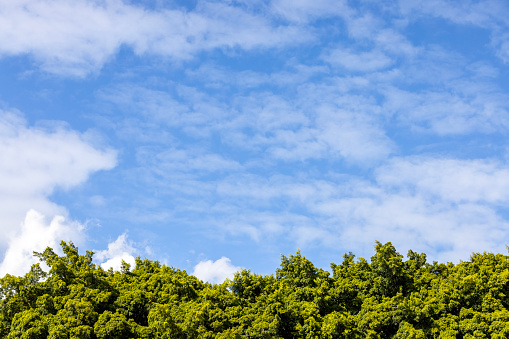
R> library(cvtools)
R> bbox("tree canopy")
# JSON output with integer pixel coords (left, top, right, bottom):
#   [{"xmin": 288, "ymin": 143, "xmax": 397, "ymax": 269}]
[{"xmin": 2, "ymin": 241, "xmax": 509, "ymax": 338}]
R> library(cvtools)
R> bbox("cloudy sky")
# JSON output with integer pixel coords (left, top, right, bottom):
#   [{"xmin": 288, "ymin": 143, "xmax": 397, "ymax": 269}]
[{"xmin": 1, "ymin": 0, "xmax": 509, "ymax": 283}]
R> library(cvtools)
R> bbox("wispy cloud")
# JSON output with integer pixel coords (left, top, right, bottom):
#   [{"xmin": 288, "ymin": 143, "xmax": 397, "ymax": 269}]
[
  {"xmin": 377, "ymin": 157, "xmax": 509, "ymax": 204},
  {"xmin": 0, "ymin": 0, "xmax": 312, "ymax": 76},
  {"xmin": 382, "ymin": 82, "xmax": 509, "ymax": 135},
  {"xmin": 270, "ymin": 0, "xmax": 350, "ymax": 23},
  {"xmin": 137, "ymin": 147, "xmax": 242, "ymax": 174},
  {"xmin": 190, "ymin": 156, "xmax": 509, "ymax": 262},
  {"xmin": 325, "ymin": 48, "xmax": 394, "ymax": 72},
  {"xmin": 399, "ymin": 0, "xmax": 509, "ymax": 62},
  {"xmin": 307, "ymin": 156, "xmax": 509, "ymax": 261}
]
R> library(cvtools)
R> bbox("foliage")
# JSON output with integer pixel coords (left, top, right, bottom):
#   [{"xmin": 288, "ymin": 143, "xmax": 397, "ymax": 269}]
[{"xmin": 2, "ymin": 240, "xmax": 509, "ymax": 338}]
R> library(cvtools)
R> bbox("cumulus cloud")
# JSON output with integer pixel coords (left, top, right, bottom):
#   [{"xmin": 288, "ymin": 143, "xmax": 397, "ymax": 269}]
[
  {"xmin": 0, "ymin": 110, "xmax": 117, "ymax": 275},
  {"xmin": 95, "ymin": 233, "xmax": 137, "ymax": 271},
  {"xmin": 0, "ymin": 210, "xmax": 84, "ymax": 277},
  {"xmin": 192, "ymin": 257, "xmax": 241, "ymax": 284},
  {"xmin": 0, "ymin": 111, "xmax": 117, "ymax": 197}
]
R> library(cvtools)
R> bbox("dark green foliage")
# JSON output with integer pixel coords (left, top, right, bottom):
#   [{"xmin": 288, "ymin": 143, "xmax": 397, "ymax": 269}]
[{"xmin": 2, "ymin": 240, "xmax": 509, "ymax": 338}]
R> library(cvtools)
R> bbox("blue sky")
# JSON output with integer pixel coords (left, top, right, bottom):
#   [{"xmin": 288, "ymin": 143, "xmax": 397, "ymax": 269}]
[{"xmin": 1, "ymin": 0, "xmax": 509, "ymax": 283}]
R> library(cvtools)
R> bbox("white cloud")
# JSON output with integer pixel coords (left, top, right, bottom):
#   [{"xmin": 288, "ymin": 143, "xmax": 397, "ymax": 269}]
[
  {"xmin": 0, "ymin": 110, "xmax": 117, "ymax": 275},
  {"xmin": 95, "ymin": 233, "xmax": 137, "ymax": 271},
  {"xmin": 36, "ymin": 0, "xmax": 509, "ymax": 268},
  {"xmin": 209, "ymin": 155, "xmax": 509, "ymax": 262},
  {"xmin": 335, "ymin": 194, "xmax": 508, "ymax": 263},
  {"xmin": 223, "ymin": 87, "xmax": 395, "ymax": 165},
  {"xmin": 100, "ymin": 82, "xmax": 394, "ymax": 166},
  {"xmin": 376, "ymin": 157, "xmax": 509, "ymax": 204},
  {"xmin": 271, "ymin": 0, "xmax": 350, "ymax": 23},
  {"xmin": 399, "ymin": 0, "xmax": 501, "ymax": 27},
  {"xmin": 303, "ymin": 156, "xmax": 509, "ymax": 262},
  {"xmin": 186, "ymin": 62, "xmax": 329, "ymax": 90},
  {"xmin": 257, "ymin": 83, "xmax": 396, "ymax": 165},
  {"xmin": 0, "ymin": 111, "xmax": 117, "ymax": 196},
  {"xmin": 325, "ymin": 48, "xmax": 394, "ymax": 72},
  {"xmin": 264, "ymin": 116, "xmax": 393, "ymax": 165},
  {"xmin": 0, "ymin": 210, "xmax": 84, "ymax": 277},
  {"xmin": 137, "ymin": 147, "xmax": 243, "ymax": 174},
  {"xmin": 314, "ymin": 107, "xmax": 394, "ymax": 164},
  {"xmin": 97, "ymin": 83, "xmax": 230, "ymax": 139},
  {"xmin": 192, "ymin": 257, "xmax": 241, "ymax": 284},
  {"xmin": 0, "ymin": 0, "xmax": 311, "ymax": 76},
  {"xmin": 382, "ymin": 82, "xmax": 509, "ymax": 135},
  {"xmin": 398, "ymin": 0, "xmax": 509, "ymax": 62},
  {"xmin": 343, "ymin": 11, "xmax": 383, "ymax": 40}
]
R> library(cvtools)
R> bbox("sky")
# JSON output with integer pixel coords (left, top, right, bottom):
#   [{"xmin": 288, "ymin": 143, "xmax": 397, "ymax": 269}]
[{"xmin": 1, "ymin": 0, "xmax": 509, "ymax": 284}]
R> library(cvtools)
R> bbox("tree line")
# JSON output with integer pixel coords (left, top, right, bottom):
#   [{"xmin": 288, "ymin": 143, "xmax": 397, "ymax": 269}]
[{"xmin": 1, "ymin": 241, "xmax": 509, "ymax": 338}]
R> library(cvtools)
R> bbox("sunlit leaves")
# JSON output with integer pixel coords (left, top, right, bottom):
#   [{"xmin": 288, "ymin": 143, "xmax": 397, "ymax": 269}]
[{"xmin": 3, "ymin": 240, "xmax": 509, "ymax": 337}]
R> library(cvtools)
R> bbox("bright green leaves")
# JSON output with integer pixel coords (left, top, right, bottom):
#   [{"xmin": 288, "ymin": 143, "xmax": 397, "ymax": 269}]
[
  {"xmin": 114, "ymin": 288, "xmax": 150, "ymax": 325},
  {"xmin": 230, "ymin": 269, "xmax": 275, "ymax": 303},
  {"xmin": 7, "ymin": 309, "xmax": 48, "ymax": 339},
  {"xmin": 4, "ymin": 240, "xmax": 509, "ymax": 338},
  {"xmin": 276, "ymin": 251, "xmax": 325, "ymax": 289},
  {"xmin": 370, "ymin": 241, "xmax": 409, "ymax": 298},
  {"xmin": 321, "ymin": 311, "xmax": 358, "ymax": 338},
  {"xmin": 147, "ymin": 303, "xmax": 183, "ymax": 338},
  {"xmin": 94, "ymin": 311, "xmax": 131, "ymax": 339},
  {"xmin": 393, "ymin": 322, "xmax": 426, "ymax": 339},
  {"xmin": 0, "ymin": 264, "xmax": 50, "ymax": 337}
]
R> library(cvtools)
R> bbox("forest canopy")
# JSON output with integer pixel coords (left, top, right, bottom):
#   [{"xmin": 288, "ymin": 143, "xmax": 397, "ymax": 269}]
[{"xmin": 1, "ymin": 241, "xmax": 509, "ymax": 338}]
